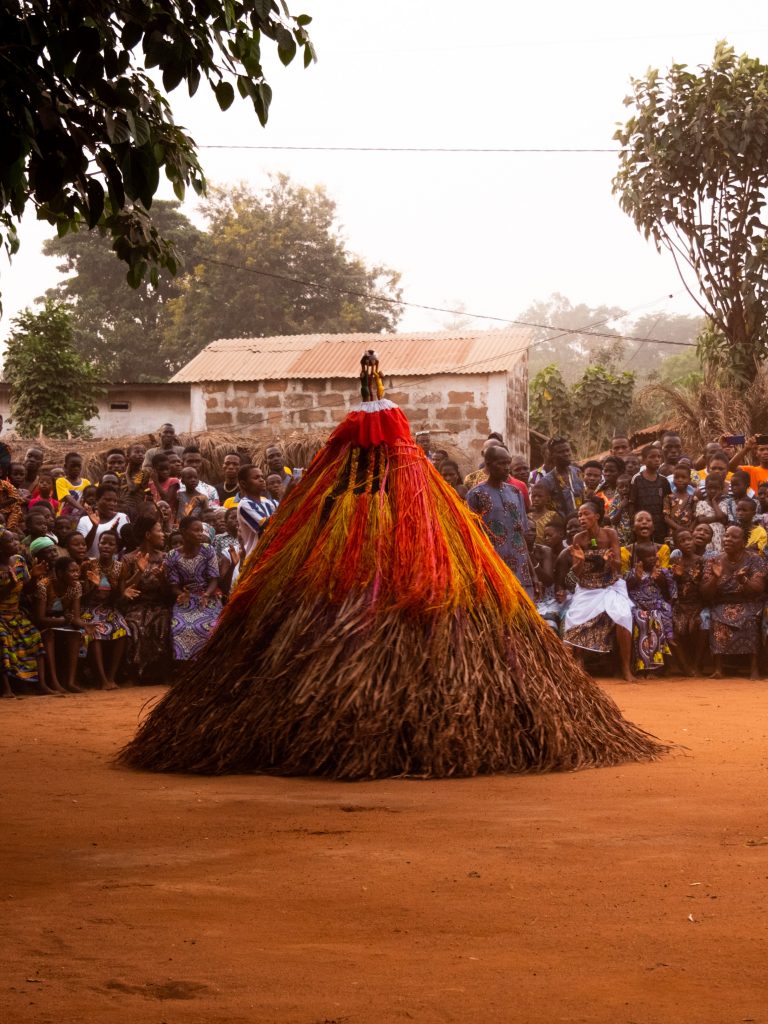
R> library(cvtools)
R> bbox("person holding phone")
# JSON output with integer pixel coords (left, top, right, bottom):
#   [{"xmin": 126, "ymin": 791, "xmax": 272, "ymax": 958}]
[{"xmin": 727, "ymin": 433, "xmax": 768, "ymax": 492}]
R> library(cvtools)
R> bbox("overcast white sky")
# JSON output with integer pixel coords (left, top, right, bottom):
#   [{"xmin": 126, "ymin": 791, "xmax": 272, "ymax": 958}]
[{"xmin": 2, "ymin": 0, "xmax": 767, "ymax": 341}]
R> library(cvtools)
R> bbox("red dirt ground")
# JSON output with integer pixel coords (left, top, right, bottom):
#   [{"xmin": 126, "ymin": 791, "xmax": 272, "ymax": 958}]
[{"xmin": 2, "ymin": 679, "xmax": 767, "ymax": 1024}]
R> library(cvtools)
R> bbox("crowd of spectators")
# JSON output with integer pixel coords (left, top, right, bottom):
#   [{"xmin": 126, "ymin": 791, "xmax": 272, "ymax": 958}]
[
  {"xmin": 4, "ymin": 417, "xmax": 767, "ymax": 695},
  {"xmin": 0, "ymin": 423, "xmax": 289, "ymax": 697},
  {"xmin": 432, "ymin": 428, "xmax": 768, "ymax": 681}
]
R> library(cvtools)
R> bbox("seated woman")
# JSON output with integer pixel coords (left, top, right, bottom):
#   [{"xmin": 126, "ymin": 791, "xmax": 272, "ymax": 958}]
[
  {"xmin": 0, "ymin": 528, "xmax": 52, "ymax": 696},
  {"xmin": 624, "ymin": 531, "xmax": 678, "ymax": 675},
  {"xmin": 81, "ymin": 531, "xmax": 128, "ymax": 690},
  {"xmin": 701, "ymin": 524, "xmax": 767, "ymax": 679},
  {"xmin": 165, "ymin": 516, "xmax": 221, "ymax": 662},
  {"xmin": 562, "ymin": 499, "xmax": 633, "ymax": 682},
  {"xmin": 669, "ymin": 528, "xmax": 705, "ymax": 676},
  {"xmin": 34, "ymin": 556, "xmax": 86, "ymax": 693},
  {"xmin": 120, "ymin": 516, "xmax": 172, "ymax": 684}
]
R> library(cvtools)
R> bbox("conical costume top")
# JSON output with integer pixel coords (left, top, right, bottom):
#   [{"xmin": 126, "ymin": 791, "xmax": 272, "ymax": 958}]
[{"xmin": 121, "ymin": 352, "xmax": 666, "ymax": 778}]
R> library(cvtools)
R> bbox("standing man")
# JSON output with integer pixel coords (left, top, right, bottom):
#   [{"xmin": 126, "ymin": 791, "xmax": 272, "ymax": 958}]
[
  {"xmin": 24, "ymin": 447, "xmax": 44, "ymax": 494},
  {"xmin": 540, "ymin": 437, "xmax": 585, "ymax": 518},
  {"xmin": 217, "ymin": 452, "xmax": 242, "ymax": 503},
  {"xmin": 610, "ymin": 434, "xmax": 631, "ymax": 461},
  {"xmin": 659, "ymin": 431, "xmax": 683, "ymax": 477},
  {"xmin": 265, "ymin": 444, "xmax": 293, "ymax": 484},
  {"xmin": 142, "ymin": 423, "xmax": 185, "ymax": 469},
  {"xmin": 467, "ymin": 445, "xmax": 536, "ymax": 599}
]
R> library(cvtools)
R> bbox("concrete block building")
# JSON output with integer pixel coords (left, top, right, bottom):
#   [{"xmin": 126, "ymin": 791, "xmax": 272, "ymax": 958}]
[{"xmin": 173, "ymin": 328, "xmax": 530, "ymax": 459}]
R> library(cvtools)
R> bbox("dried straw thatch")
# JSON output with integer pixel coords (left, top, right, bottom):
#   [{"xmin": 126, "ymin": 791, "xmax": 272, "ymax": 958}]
[
  {"xmin": 120, "ymin": 394, "xmax": 667, "ymax": 780},
  {"xmin": 641, "ymin": 366, "xmax": 768, "ymax": 454},
  {"xmin": 7, "ymin": 429, "xmax": 474, "ymax": 483}
]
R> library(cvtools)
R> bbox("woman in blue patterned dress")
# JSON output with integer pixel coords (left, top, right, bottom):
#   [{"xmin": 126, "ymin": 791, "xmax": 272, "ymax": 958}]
[{"xmin": 165, "ymin": 516, "xmax": 221, "ymax": 661}]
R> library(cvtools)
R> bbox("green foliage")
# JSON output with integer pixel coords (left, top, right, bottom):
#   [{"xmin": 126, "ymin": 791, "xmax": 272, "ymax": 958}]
[
  {"xmin": 161, "ymin": 177, "xmax": 403, "ymax": 372},
  {"xmin": 571, "ymin": 364, "xmax": 636, "ymax": 455},
  {"xmin": 0, "ymin": 1, "xmax": 314, "ymax": 304},
  {"xmin": 530, "ymin": 362, "xmax": 636, "ymax": 456},
  {"xmin": 4, "ymin": 301, "xmax": 102, "ymax": 437},
  {"xmin": 614, "ymin": 41, "xmax": 768, "ymax": 383},
  {"xmin": 530, "ymin": 364, "xmax": 573, "ymax": 438},
  {"xmin": 43, "ymin": 200, "xmax": 204, "ymax": 381}
]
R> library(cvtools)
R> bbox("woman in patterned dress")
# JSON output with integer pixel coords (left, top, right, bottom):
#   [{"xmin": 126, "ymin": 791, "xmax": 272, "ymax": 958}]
[
  {"xmin": 701, "ymin": 524, "xmax": 767, "ymax": 679},
  {"xmin": 165, "ymin": 516, "xmax": 221, "ymax": 661},
  {"xmin": 81, "ymin": 531, "xmax": 128, "ymax": 690},
  {"xmin": 0, "ymin": 528, "xmax": 50, "ymax": 696},
  {"xmin": 562, "ymin": 500, "xmax": 634, "ymax": 681},
  {"xmin": 120, "ymin": 516, "xmax": 172, "ymax": 683}
]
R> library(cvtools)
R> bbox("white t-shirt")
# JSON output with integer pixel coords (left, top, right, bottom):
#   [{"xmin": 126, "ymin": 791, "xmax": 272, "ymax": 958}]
[{"xmin": 77, "ymin": 512, "xmax": 130, "ymax": 557}]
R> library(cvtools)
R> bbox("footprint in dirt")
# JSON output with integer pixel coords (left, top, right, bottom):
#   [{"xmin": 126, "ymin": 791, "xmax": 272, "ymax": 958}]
[{"xmin": 104, "ymin": 979, "xmax": 212, "ymax": 1000}]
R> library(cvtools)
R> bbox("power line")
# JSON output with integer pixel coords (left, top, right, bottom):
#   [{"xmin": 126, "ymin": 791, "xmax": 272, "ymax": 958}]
[
  {"xmin": 197, "ymin": 256, "xmax": 697, "ymax": 348},
  {"xmin": 199, "ymin": 144, "xmax": 620, "ymax": 153}
]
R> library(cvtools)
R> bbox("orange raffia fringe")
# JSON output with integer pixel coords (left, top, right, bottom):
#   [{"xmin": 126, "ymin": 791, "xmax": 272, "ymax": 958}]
[
  {"xmin": 226, "ymin": 436, "xmax": 523, "ymax": 628},
  {"xmin": 120, "ymin": 404, "xmax": 669, "ymax": 779}
]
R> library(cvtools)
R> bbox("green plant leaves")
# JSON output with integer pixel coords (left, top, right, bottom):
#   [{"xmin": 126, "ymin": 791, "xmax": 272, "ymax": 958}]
[
  {"xmin": 215, "ymin": 80, "xmax": 235, "ymax": 110},
  {"xmin": 0, "ymin": 0, "xmax": 314, "ymax": 296}
]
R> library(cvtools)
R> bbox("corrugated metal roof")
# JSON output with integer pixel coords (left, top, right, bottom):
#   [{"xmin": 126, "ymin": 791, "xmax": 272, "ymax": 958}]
[{"xmin": 171, "ymin": 329, "xmax": 530, "ymax": 383}]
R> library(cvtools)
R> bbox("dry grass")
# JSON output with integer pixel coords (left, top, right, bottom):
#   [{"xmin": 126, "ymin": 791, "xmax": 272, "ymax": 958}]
[
  {"xmin": 7, "ymin": 430, "xmax": 475, "ymax": 481},
  {"xmin": 641, "ymin": 366, "xmax": 768, "ymax": 453}
]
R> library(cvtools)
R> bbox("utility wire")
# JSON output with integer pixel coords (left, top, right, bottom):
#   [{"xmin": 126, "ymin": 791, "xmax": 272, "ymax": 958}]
[
  {"xmin": 197, "ymin": 256, "xmax": 697, "ymax": 348},
  {"xmin": 199, "ymin": 144, "xmax": 620, "ymax": 153}
]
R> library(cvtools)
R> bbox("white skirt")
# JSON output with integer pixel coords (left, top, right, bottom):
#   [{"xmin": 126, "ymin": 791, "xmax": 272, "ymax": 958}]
[{"xmin": 564, "ymin": 578, "xmax": 633, "ymax": 637}]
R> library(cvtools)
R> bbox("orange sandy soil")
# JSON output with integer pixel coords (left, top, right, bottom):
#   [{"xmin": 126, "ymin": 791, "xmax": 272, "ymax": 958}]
[{"xmin": 2, "ymin": 681, "xmax": 767, "ymax": 1024}]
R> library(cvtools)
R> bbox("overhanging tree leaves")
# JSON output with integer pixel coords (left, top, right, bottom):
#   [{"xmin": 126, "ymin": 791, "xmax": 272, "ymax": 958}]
[
  {"xmin": 161, "ymin": 177, "xmax": 403, "ymax": 372},
  {"xmin": 614, "ymin": 41, "xmax": 768, "ymax": 383},
  {"xmin": 4, "ymin": 301, "xmax": 102, "ymax": 437},
  {"xmin": 0, "ymin": 1, "xmax": 315, "ymax": 305},
  {"xmin": 43, "ymin": 200, "xmax": 203, "ymax": 381}
]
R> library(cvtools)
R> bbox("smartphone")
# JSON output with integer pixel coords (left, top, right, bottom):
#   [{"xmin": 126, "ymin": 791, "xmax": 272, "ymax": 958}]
[{"xmin": 723, "ymin": 434, "xmax": 746, "ymax": 446}]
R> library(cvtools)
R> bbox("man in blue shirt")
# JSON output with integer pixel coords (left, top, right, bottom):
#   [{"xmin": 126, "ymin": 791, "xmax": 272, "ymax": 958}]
[
  {"xmin": 467, "ymin": 445, "xmax": 536, "ymax": 599},
  {"xmin": 540, "ymin": 437, "xmax": 585, "ymax": 518}
]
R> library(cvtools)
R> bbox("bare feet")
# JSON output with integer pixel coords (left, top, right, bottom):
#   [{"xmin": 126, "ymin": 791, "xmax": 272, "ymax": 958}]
[{"xmin": 101, "ymin": 680, "xmax": 119, "ymax": 691}]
